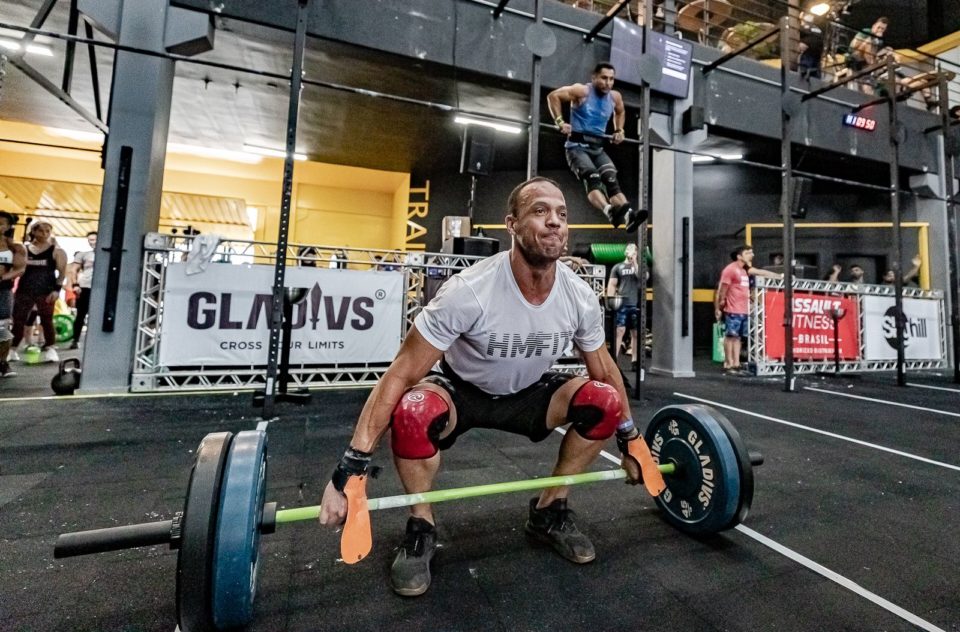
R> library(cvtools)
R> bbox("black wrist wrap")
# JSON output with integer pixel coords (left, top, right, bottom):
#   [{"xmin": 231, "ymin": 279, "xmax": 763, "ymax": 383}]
[
  {"xmin": 615, "ymin": 426, "xmax": 640, "ymax": 455},
  {"xmin": 331, "ymin": 446, "xmax": 373, "ymax": 492}
]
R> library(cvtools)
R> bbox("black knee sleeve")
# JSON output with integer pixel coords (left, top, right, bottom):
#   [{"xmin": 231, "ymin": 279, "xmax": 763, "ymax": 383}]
[
  {"xmin": 599, "ymin": 166, "xmax": 621, "ymax": 198},
  {"xmin": 582, "ymin": 170, "xmax": 604, "ymax": 195}
]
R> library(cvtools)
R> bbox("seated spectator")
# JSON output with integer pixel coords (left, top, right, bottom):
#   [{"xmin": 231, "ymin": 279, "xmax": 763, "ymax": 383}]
[
  {"xmin": 847, "ymin": 16, "xmax": 888, "ymax": 94},
  {"xmin": 297, "ymin": 246, "xmax": 319, "ymax": 267}
]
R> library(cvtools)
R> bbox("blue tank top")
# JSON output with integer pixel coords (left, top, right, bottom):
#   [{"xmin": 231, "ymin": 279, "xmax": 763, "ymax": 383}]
[{"xmin": 565, "ymin": 84, "xmax": 614, "ymax": 148}]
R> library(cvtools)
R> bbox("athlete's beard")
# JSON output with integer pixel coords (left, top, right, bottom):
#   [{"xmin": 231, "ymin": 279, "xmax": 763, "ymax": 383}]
[{"xmin": 515, "ymin": 233, "xmax": 564, "ymax": 270}]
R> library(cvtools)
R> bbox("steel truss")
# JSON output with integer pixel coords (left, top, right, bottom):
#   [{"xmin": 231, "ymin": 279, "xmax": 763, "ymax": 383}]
[
  {"xmin": 132, "ymin": 234, "xmax": 606, "ymax": 392},
  {"xmin": 748, "ymin": 277, "xmax": 947, "ymax": 377}
]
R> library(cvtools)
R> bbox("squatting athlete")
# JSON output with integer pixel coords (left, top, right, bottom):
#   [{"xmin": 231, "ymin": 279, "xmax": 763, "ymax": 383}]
[{"xmin": 318, "ymin": 177, "xmax": 658, "ymax": 598}]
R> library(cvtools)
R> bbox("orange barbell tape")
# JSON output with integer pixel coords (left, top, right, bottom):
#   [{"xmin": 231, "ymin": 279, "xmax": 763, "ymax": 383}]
[
  {"xmin": 340, "ymin": 475, "xmax": 372, "ymax": 564},
  {"xmin": 628, "ymin": 438, "xmax": 666, "ymax": 497}
]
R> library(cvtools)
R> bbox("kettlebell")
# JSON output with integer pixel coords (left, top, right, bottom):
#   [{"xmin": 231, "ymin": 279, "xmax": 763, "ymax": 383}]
[
  {"xmin": 51, "ymin": 358, "xmax": 82, "ymax": 396},
  {"xmin": 23, "ymin": 345, "xmax": 42, "ymax": 365}
]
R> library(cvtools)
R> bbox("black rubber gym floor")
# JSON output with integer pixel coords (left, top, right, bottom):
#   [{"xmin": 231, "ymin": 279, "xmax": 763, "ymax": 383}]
[{"xmin": 1, "ymin": 359, "xmax": 957, "ymax": 631}]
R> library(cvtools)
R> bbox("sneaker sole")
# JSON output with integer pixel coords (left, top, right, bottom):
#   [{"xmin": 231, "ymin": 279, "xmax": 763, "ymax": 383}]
[
  {"xmin": 625, "ymin": 209, "xmax": 649, "ymax": 233},
  {"xmin": 524, "ymin": 524, "xmax": 596, "ymax": 564},
  {"xmin": 392, "ymin": 582, "xmax": 430, "ymax": 597},
  {"xmin": 390, "ymin": 548, "xmax": 435, "ymax": 597}
]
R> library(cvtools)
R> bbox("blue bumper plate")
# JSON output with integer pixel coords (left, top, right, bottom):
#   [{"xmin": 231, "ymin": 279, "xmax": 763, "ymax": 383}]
[{"xmin": 212, "ymin": 430, "xmax": 268, "ymax": 629}]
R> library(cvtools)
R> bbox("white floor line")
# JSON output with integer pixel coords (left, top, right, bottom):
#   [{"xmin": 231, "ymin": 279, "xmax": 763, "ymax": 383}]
[
  {"xmin": 672, "ymin": 392, "xmax": 960, "ymax": 472},
  {"xmin": 560, "ymin": 418, "xmax": 946, "ymax": 630},
  {"xmin": 908, "ymin": 383, "xmax": 960, "ymax": 394},
  {"xmin": 804, "ymin": 387, "xmax": 960, "ymax": 418},
  {"xmin": 734, "ymin": 525, "xmax": 946, "ymax": 632}
]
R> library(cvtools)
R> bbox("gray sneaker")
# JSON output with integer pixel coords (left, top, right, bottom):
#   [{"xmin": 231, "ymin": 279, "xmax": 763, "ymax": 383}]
[
  {"xmin": 525, "ymin": 497, "xmax": 595, "ymax": 564},
  {"xmin": 390, "ymin": 517, "xmax": 437, "ymax": 597}
]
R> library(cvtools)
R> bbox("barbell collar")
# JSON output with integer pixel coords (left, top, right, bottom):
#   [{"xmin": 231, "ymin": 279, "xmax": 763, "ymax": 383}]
[
  {"xmin": 54, "ymin": 519, "xmax": 174, "ymax": 558},
  {"xmin": 260, "ymin": 501, "xmax": 278, "ymax": 535},
  {"xmin": 749, "ymin": 451, "xmax": 765, "ymax": 466}
]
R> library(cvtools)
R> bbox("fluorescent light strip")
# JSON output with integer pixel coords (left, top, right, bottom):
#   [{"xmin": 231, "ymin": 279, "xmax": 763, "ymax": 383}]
[
  {"xmin": 242, "ymin": 144, "xmax": 307, "ymax": 161},
  {"xmin": 720, "ymin": 153, "xmax": 744, "ymax": 160},
  {"xmin": 453, "ymin": 115, "xmax": 523, "ymax": 135},
  {"xmin": 0, "ymin": 39, "xmax": 54, "ymax": 56},
  {"xmin": 169, "ymin": 142, "xmax": 262, "ymax": 164},
  {"xmin": 691, "ymin": 155, "xmax": 715, "ymax": 163}
]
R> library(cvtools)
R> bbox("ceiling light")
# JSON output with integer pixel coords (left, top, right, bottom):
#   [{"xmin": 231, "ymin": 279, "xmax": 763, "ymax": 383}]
[
  {"xmin": 691, "ymin": 155, "xmax": 715, "ymax": 163},
  {"xmin": 453, "ymin": 115, "xmax": 523, "ymax": 135},
  {"xmin": 169, "ymin": 142, "xmax": 262, "ymax": 163},
  {"xmin": 0, "ymin": 39, "xmax": 54, "ymax": 56},
  {"xmin": 719, "ymin": 153, "xmax": 744, "ymax": 160},
  {"xmin": 242, "ymin": 144, "xmax": 307, "ymax": 161},
  {"xmin": 808, "ymin": 3, "xmax": 831, "ymax": 16},
  {"xmin": 44, "ymin": 127, "xmax": 105, "ymax": 142}
]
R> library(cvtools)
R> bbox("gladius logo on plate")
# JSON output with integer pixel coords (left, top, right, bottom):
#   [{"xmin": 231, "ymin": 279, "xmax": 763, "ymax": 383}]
[
  {"xmin": 185, "ymin": 282, "xmax": 376, "ymax": 331},
  {"xmin": 882, "ymin": 305, "xmax": 928, "ymax": 349}
]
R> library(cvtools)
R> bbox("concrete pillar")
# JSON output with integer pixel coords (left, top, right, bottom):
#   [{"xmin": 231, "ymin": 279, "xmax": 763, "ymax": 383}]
[
  {"xmin": 649, "ymin": 109, "xmax": 705, "ymax": 378},
  {"xmin": 80, "ymin": 0, "xmax": 212, "ymax": 391}
]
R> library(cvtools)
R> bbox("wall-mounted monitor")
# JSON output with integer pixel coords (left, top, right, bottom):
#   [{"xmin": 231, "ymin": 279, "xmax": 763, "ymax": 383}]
[{"xmin": 610, "ymin": 19, "xmax": 694, "ymax": 99}]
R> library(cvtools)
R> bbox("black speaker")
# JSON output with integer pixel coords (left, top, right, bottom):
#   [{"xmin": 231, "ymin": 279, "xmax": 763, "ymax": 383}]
[
  {"xmin": 453, "ymin": 236, "xmax": 500, "ymax": 257},
  {"xmin": 681, "ymin": 106, "xmax": 704, "ymax": 134},
  {"xmin": 460, "ymin": 127, "xmax": 496, "ymax": 176},
  {"xmin": 790, "ymin": 176, "xmax": 812, "ymax": 219}
]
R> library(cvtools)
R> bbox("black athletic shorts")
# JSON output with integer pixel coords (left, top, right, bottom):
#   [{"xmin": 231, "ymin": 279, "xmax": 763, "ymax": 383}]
[{"xmin": 423, "ymin": 361, "xmax": 576, "ymax": 450}]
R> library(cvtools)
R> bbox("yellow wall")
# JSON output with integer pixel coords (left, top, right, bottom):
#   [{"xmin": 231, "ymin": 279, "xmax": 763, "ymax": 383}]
[
  {"xmin": 294, "ymin": 184, "xmax": 395, "ymax": 248},
  {"xmin": 0, "ymin": 120, "xmax": 411, "ymax": 249}
]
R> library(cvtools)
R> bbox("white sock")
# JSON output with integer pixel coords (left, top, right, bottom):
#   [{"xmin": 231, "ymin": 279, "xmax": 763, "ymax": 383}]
[{"xmin": 602, "ymin": 203, "xmax": 613, "ymax": 220}]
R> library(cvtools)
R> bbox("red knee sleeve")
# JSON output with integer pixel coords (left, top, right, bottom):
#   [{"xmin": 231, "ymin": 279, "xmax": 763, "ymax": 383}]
[
  {"xmin": 390, "ymin": 389, "xmax": 450, "ymax": 459},
  {"xmin": 568, "ymin": 381, "xmax": 621, "ymax": 440}
]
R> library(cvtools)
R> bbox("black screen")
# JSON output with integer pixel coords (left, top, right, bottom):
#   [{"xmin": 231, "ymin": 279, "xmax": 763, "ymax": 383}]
[{"xmin": 610, "ymin": 19, "xmax": 694, "ymax": 99}]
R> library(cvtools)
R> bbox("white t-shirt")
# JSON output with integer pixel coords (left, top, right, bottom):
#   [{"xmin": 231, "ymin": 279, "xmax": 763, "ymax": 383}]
[
  {"xmin": 414, "ymin": 251, "xmax": 604, "ymax": 395},
  {"xmin": 74, "ymin": 250, "xmax": 95, "ymax": 288}
]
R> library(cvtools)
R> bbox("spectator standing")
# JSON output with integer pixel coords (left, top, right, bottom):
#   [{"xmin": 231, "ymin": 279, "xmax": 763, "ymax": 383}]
[
  {"xmin": 714, "ymin": 245, "xmax": 781, "ymax": 375},
  {"xmin": 606, "ymin": 243, "xmax": 641, "ymax": 368},
  {"xmin": 9, "ymin": 221, "xmax": 67, "ymax": 363},
  {"xmin": 0, "ymin": 212, "xmax": 26, "ymax": 378},
  {"xmin": 882, "ymin": 254, "xmax": 922, "ymax": 287},
  {"xmin": 798, "ymin": 12, "xmax": 825, "ymax": 79},
  {"xmin": 67, "ymin": 231, "xmax": 97, "ymax": 349}
]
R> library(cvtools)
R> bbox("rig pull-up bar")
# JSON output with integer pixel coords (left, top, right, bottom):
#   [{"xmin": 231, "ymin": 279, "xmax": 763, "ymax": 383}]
[
  {"xmin": 800, "ymin": 60, "xmax": 887, "ymax": 102},
  {"xmin": 701, "ymin": 27, "xmax": 779, "ymax": 75},
  {"xmin": 584, "ymin": 0, "xmax": 629, "ymax": 42}
]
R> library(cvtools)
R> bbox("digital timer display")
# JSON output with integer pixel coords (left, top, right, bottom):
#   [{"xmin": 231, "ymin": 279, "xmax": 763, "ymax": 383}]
[{"xmin": 843, "ymin": 113, "xmax": 877, "ymax": 131}]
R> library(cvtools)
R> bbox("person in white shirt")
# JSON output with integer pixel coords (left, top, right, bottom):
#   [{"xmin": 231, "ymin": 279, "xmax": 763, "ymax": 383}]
[
  {"xmin": 318, "ymin": 177, "xmax": 655, "ymax": 597},
  {"xmin": 67, "ymin": 231, "xmax": 96, "ymax": 349}
]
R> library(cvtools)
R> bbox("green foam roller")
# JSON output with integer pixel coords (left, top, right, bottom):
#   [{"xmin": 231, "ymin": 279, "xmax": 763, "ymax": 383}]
[{"xmin": 590, "ymin": 243, "xmax": 627, "ymax": 264}]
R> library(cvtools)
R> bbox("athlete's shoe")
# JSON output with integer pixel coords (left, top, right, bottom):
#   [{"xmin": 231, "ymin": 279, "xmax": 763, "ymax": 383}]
[
  {"xmin": 623, "ymin": 206, "xmax": 648, "ymax": 233},
  {"xmin": 525, "ymin": 497, "xmax": 596, "ymax": 564},
  {"xmin": 604, "ymin": 203, "xmax": 627, "ymax": 229},
  {"xmin": 390, "ymin": 517, "xmax": 437, "ymax": 597},
  {"xmin": 0, "ymin": 361, "xmax": 16, "ymax": 378},
  {"xmin": 41, "ymin": 347, "xmax": 59, "ymax": 363}
]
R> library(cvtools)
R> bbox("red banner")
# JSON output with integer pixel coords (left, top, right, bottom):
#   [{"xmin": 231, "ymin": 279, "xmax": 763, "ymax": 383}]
[{"xmin": 763, "ymin": 291, "xmax": 860, "ymax": 360}]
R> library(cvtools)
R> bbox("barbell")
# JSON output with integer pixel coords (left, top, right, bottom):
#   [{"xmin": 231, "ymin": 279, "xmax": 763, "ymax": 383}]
[{"xmin": 53, "ymin": 403, "xmax": 762, "ymax": 631}]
